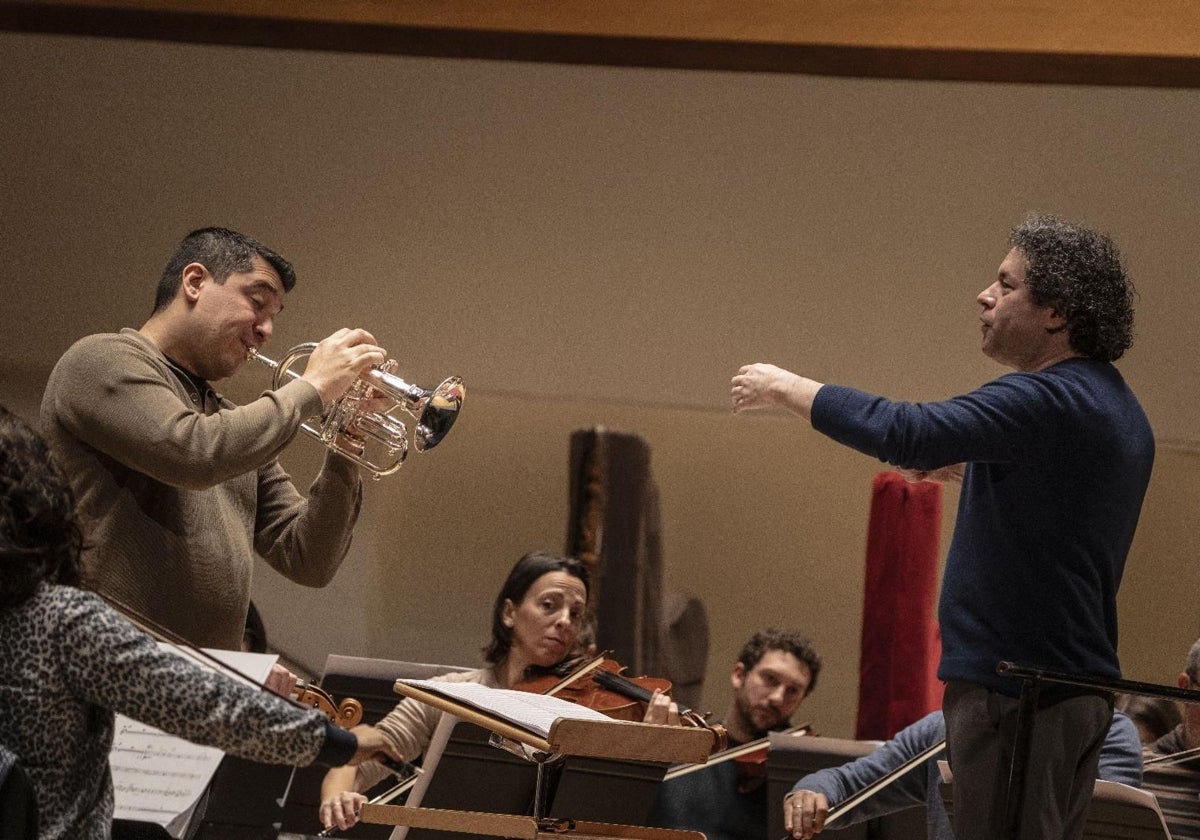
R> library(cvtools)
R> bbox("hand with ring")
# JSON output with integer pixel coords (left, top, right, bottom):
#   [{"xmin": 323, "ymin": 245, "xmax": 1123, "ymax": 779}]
[
  {"xmin": 783, "ymin": 790, "xmax": 829, "ymax": 839},
  {"xmin": 319, "ymin": 789, "xmax": 367, "ymax": 832}
]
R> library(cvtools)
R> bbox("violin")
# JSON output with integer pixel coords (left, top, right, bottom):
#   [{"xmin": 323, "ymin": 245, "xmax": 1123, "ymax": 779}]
[
  {"xmin": 730, "ymin": 724, "xmax": 814, "ymax": 793},
  {"xmin": 515, "ymin": 653, "xmax": 729, "ymax": 752},
  {"xmin": 305, "ymin": 681, "xmax": 423, "ymax": 839},
  {"xmin": 294, "ymin": 682, "xmax": 365, "ymax": 729},
  {"xmin": 662, "ymin": 722, "xmax": 813, "ymax": 793},
  {"xmin": 515, "ymin": 654, "xmax": 670, "ymax": 721},
  {"xmin": 294, "ymin": 681, "xmax": 424, "ymax": 788}
]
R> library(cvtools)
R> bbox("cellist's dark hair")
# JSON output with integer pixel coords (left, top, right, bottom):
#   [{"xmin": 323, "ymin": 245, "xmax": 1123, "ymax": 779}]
[
  {"xmin": 484, "ymin": 551, "xmax": 589, "ymax": 665},
  {"xmin": 0, "ymin": 405, "xmax": 83, "ymax": 610}
]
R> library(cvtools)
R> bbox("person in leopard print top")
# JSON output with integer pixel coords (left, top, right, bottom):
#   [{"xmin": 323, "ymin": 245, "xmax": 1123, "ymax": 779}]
[{"xmin": 0, "ymin": 405, "xmax": 400, "ymax": 840}]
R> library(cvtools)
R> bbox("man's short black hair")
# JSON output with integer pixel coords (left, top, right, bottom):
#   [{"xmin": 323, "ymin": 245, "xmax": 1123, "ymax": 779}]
[{"xmin": 153, "ymin": 227, "xmax": 296, "ymax": 313}]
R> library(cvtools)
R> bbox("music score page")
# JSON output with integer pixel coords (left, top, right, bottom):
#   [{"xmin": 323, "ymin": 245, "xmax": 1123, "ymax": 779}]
[
  {"xmin": 110, "ymin": 647, "xmax": 278, "ymax": 837},
  {"xmin": 396, "ymin": 678, "xmax": 612, "ymax": 738}
]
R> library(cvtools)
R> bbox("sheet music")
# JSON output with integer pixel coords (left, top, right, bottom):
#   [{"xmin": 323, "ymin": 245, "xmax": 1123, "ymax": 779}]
[
  {"xmin": 396, "ymin": 679, "xmax": 612, "ymax": 737},
  {"xmin": 111, "ymin": 646, "xmax": 278, "ymax": 837}
]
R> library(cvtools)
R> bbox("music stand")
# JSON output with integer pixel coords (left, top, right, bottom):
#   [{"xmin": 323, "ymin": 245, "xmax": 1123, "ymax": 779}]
[
  {"xmin": 359, "ymin": 679, "xmax": 714, "ymax": 840},
  {"xmin": 111, "ymin": 649, "xmax": 287, "ymax": 840},
  {"xmin": 404, "ymin": 721, "xmax": 540, "ymax": 840},
  {"xmin": 1129, "ymin": 764, "xmax": 1200, "ymax": 840},
  {"xmin": 995, "ymin": 661, "xmax": 1200, "ymax": 840},
  {"xmin": 550, "ymin": 752, "xmax": 670, "ymax": 826},
  {"xmin": 278, "ymin": 656, "xmax": 473, "ymax": 839},
  {"xmin": 938, "ymin": 762, "xmax": 1172, "ymax": 840},
  {"xmin": 180, "ymin": 757, "xmax": 293, "ymax": 840},
  {"xmin": 398, "ymin": 720, "xmax": 670, "ymax": 840}
]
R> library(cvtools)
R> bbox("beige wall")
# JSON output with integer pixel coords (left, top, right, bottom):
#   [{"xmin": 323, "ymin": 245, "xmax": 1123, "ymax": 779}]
[{"xmin": 2, "ymin": 32, "xmax": 1197, "ymax": 736}]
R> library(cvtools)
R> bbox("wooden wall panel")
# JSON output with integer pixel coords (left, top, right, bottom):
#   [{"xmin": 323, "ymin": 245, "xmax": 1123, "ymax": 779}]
[{"xmin": 3, "ymin": 0, "xmax": 1200, "ymax": 86}]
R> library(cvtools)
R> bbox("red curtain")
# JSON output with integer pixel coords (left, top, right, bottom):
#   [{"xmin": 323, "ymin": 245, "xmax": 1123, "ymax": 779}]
[{"xmin": 855, "ymin": 470, "xmax": 943, "ymax": 740}]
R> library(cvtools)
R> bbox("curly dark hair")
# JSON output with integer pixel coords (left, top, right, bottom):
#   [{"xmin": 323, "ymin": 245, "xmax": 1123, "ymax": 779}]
[
  {"xmin": 737, "ymin": 628, "xmax": 823, "ymax": 694},
  {"xmin": 483, "ymin": 551, "xmax": 590, "ymax": 665},
  {"xmin": 1009, "ymin": 215, "xmax": 1135, "ymax": 362},
  {"xmin": 0, "ymin": 406, "xmax": 83, "ymax": 609}
]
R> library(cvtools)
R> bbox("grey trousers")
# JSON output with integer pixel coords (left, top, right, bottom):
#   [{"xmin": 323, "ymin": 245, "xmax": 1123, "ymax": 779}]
[{"xmin": 943, "ymin": 680, "xmax": 1112, "ymax": 840}]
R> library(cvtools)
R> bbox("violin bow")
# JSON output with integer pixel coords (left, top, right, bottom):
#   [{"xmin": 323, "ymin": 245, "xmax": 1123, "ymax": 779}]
[
  {"xmin": 100, "ymin": 591, "xmax": 289, "ymax": 693},
  {"xmin": 663, "ymin": 722, "xmax": 812, "ymax": 780},
  {"xmin": 543, "ymin": 651, "xmax": 611, "ymax": 696},
  {"xmin": 777, "ymin": 738, "xmax": 946, "ymax": 840},
  {"xmin": 316, "ymin": 763, "xmax": 423, "ymax": 837},
  {"xmin": 821, "ymin": 738, "xmax": 946, "ymax": 827},
  {"xmin": 97, "ymin": 590, "xmax": 370, "ymax": 728},
  {"xmin": 1144, "ymin": 744, "xmax": 1200, "ymax": 768}
]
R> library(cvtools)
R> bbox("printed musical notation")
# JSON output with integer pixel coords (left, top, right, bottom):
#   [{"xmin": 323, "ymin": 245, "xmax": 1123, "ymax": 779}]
[
  {"xmin": 395, "ymin": 678, "xmax": 612, "ymax": 738},
  {"xmin": 110, "ymin": 646, "xmax": 278, "ymax": 837}
]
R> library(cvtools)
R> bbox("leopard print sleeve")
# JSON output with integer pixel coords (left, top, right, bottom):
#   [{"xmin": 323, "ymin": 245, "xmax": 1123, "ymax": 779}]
[{"xmin": 56, "ymin": 587, "xmax": 329, "ymax": 766}]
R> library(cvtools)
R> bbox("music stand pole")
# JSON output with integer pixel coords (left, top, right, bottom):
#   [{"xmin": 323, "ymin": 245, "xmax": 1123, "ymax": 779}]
[{"xmin": 533, "ymin": 756, "xmax": 552, "ymax": 822}]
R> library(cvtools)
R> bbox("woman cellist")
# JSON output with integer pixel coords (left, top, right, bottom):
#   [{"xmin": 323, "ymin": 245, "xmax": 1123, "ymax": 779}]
[{"xmin": 317, "ymin": 549, "xmax": 679, "ymax": 833}]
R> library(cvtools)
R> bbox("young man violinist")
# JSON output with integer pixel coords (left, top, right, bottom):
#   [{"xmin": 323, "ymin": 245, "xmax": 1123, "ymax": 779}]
[{"xmin": 646, "ymin": 628, "xmax": 822, "ymax": 840}]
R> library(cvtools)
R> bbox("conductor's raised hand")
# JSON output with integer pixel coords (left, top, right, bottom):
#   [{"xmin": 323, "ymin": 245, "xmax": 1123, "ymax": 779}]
[
  {"xmin": 731, "ymin": 363, "xmax": 823, "ymax": 420},
  {"xmin": 731, "ymin": 363, "xmax": 796, "ymax": 412},
  {"xmin": 301, "ymin": 328, "xmax": 387, "ymax": 407},
  {"xmin": 784, "ymin": 790, "xmax": 829, "ymax": 839}
]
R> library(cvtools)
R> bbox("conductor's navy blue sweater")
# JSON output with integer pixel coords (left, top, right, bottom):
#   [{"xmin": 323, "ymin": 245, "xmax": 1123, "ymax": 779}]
[{"xmin": 811, "ymin": 358, "xmax": 1154, "ymax": 697}]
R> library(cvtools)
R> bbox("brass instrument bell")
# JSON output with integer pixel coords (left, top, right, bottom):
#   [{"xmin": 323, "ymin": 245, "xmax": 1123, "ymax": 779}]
[{"xmin": 248, "ymin": 342, "xmax": 464, "ymax": 479}]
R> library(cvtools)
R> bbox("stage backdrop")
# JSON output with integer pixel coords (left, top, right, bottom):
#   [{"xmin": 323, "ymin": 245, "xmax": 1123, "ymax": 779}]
[{"xmin": 2, "ymin": 31, "xmax": 1197, "ymax": 734}]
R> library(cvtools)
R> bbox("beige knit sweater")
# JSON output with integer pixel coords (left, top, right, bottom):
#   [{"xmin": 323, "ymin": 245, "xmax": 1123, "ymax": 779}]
[{"xmin": 40, "ymin": 328, "xmax": 363, "ymax": 648}]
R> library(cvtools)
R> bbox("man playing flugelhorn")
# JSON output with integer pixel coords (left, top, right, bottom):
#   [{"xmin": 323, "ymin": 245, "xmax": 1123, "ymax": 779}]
[{"xmin": 40, "ymin": 227, "xmax": 385, "ymax": 694}]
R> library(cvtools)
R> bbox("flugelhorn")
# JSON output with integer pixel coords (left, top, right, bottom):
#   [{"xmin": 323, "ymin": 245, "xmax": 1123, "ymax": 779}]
[{"xmin": 247, "ymin": 342, "xmax": 464, "ymax": 479}]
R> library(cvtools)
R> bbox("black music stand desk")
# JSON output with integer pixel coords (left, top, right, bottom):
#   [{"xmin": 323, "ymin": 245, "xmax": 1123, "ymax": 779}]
[{"xmin": 360, "ymin": 679, "xmax": 714, "ymax": 840}]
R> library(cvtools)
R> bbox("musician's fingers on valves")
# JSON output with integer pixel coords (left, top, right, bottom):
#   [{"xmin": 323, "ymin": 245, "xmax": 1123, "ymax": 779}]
[
  {"xmin": 784, "ymin": 790, "xmax": 828, "ymax": 839},
  {"xmin": 320, "ymin": 790, "xmax": 368, "ymax": 831},
  {"xmin": 303, "ymin": 328, "xmax": 387, "ymax": 404}
]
